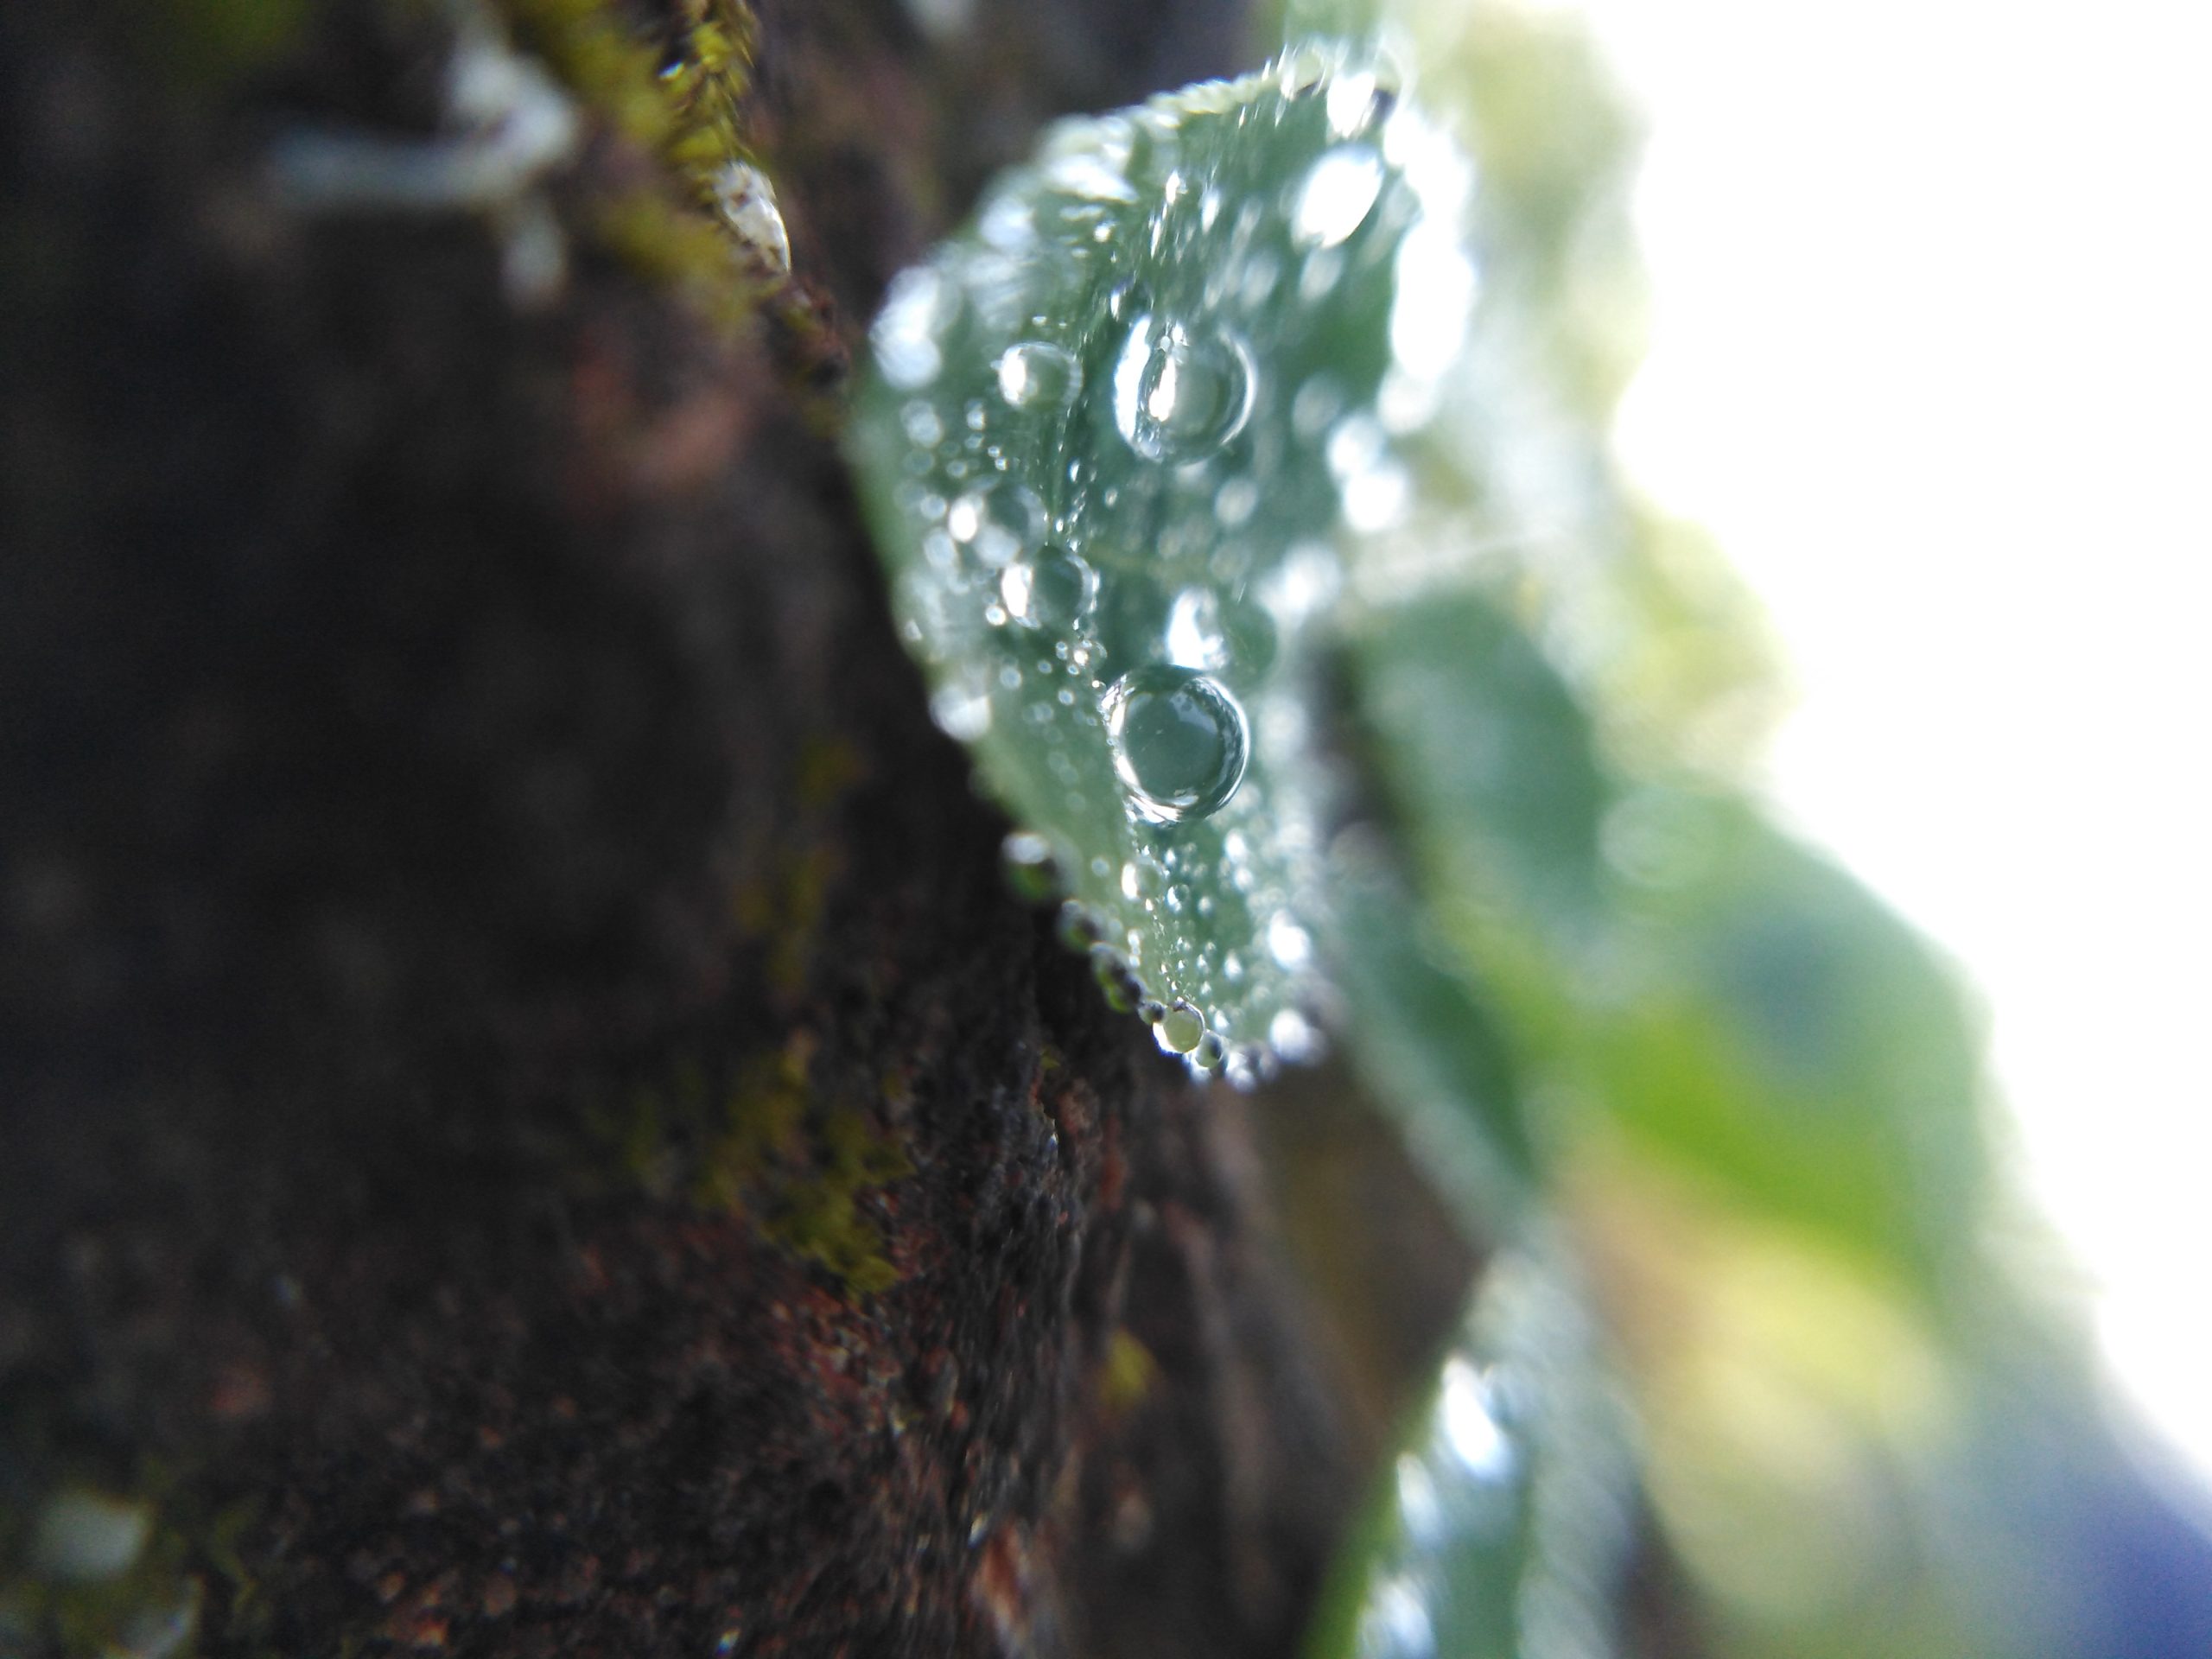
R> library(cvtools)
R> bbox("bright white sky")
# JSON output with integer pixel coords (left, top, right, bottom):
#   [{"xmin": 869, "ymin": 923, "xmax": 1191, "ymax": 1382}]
[{"xmin": 1556, "ymin": 0, "xmax": 2212, "ymax": 1482}]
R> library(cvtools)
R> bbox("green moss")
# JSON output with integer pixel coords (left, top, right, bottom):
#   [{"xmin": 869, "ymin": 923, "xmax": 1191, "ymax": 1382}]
[{"xmin": 597, "ymin": 1034, "xmax": 912, "ymax": 1298}]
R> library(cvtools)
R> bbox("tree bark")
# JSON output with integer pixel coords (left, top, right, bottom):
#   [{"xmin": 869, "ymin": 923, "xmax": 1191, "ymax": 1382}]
[{"xmin": 0, "ymin": 2, "xmax": 1395, "ymax": 1654}]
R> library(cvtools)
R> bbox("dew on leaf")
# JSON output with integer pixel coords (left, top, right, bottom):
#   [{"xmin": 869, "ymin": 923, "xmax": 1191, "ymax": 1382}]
[
  {"xmin": 1293, "ymin": 145, "xmax": 1385, "ymax": 248},
  {"xmin": 1057, "ymin": 899, "xmax": 1103, "ymax": 950},
  {"xmin": 850, "ymin": 42, "xmax": 1478, "ymax": 1056},
  {"xmin": 1158, "ymin": 1000, "xmax": 1205, "ymax": 1053},
  {"xmin": 1001, "ymin": 830, "xmax": 1063, "ymax": 899},
  {"xmin": 1102, "ymin": 665, "xmax": 1249, "ymax": 824},
  {"xmin": 947, "ymin": 477, "xmax": 1046, "ymax": 567},
  {"xmin": 1110, "ymin": 315, "xmax": 1255, "ymax": 462},
  {"xmin": 930, "ymin": 678, "xmax": 992, "ymax": 741},
  {"xmin": 1001, "ymin": 545, "xmax": 1097, "ymax": 629},
  {"xmin": 995, "ymin": 340, "xmax": 1082, "ymax": 410}
]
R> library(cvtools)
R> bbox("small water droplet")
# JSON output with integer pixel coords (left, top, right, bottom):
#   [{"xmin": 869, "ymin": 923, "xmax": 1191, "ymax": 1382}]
[
  {"xmin": 1439, "ymin": 1357, "xmax": 1518, "ymax": 1484},
  {"xmin": 1163, "ymin": 586, "xmax": 1278, "ymax": 683},
  {"xmin": 1192, "ymin": 1030, "xmax": 1226, "ymax": 1071},
  {"xmin": 1325, "ymin": 67, "xmax": 1398, "ymax": 140},
  {"xmin": 1268, "ymin": 1006, "xmax": 1323, "ymax": 1063},
  {"xmin": 994, "ymin": 340, "xmax": 1082, "ymax": 410},
  {"xmin": 1058, "ymin": 899, "xmax": 1103, "ymax": 950},
  {"xmin": 1214, "ymin": 476, "xmax": 1259, "ymax": 527},
  {"xmin": 947, "ymin": 478, "xmax": 1046, "ymax": 567},
  {"xmin": 1157, "ymin": 1000, "xmax": 1205, "ymax": 1053},
  {"xmin": 929, "ymin": 678, "xmax": 993, "ymax": 741},
  {"xmin": 1090, "ymin": 944, "xmax": 1145, "ymax": 1013},
  {"xmin": 1267, "ymin": 911, "xmax": 1313, "ymax": 969},
  {"xmin": 1293, "ymin": 145, "xmax": 1384, "ymax": 248},
  {"xmin": 1101, "ymin": 665, "xmax": 1249, "ymax": 823},
  {"xmin": 1001, "ymin": 830, "xmax": 1063, "ymax": 899},
  {"xmin": 1355, "ymin": 1573, "xmax": 1435, "ymax": 1659},
  {"xmin": 1000, "ymin": 545, "xmax": 1097, "ymax": 630},
  {"xmin": 900, "ymin": 401, "xmax": 944, "ymax": 448},
  {"xmin": 873, "ymin": 266, "xmax": 949, "ymax": 388},
  {"xmin": 1110, "ymin": 315, "xmax": 1254, "ymax": 463}
]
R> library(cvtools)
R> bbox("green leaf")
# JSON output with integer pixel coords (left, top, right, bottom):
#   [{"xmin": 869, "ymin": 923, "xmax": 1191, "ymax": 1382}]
[
  {"xmin": 848, "ymin": 42, "xmax": 1478, "ymax": 1067},
  {"xmin": 1306, "ymin": 1244, "xmax": 1632, "ymax": 1659},
  {"xmin": 1348, "ymin": 587, "xmax": 1986, "ymax": 1300}
]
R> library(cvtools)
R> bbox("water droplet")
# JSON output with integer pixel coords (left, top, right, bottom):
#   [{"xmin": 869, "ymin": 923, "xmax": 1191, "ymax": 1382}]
[
  {"xmin": 1268, "ymin": 1007, "xmax": 1323, "ymax": 1063},
  {"xmin": 1214, "ymin": 476, "xmax": 1259, "ymax": 527},
  {"xmin": 1395, "ymin": 1453, "xmax": 1446, "ymax": 1548},
  {"xmin": 1355, "ymin": 1573, "xmax": 1436, "ymax": 1659},
  {"xmin": 1057, "ymin": 899, "xmax": 1103, "ymax": 950},
  {"xmin": 994, "ymin": 340, "xmax": 1082, "ymax": 410},
  {"xmin": 1293, "ymin": 145, "xmax": 1384, "ymax": 248},
  {"xmin": 1111, "ymin": 315, "xmax": 1254, "ymax": 463},
  {"xmin": 1101, "ymin": 665, "xmax": 1249, "ymax": 823},
  {"xmin": 1090, "ymin": 944, "xmax": 1145, "ymax": 1013},
  {"xmin": 1164, "ymin": 586, "xmax": 1277, "ymax": 683},
  {"xmin": 947, "ymin": 478, "xmax": 1045, "ymax": 568},
  {"xmin": 1192, "ymin": 1031, "xmax": 1226, "ymax": 1071},
  {"xmin": 1000, "ymin": 546, "xmax": 1096, "ymax": 630},
  {"xmin": 1157, "ymin": 1000, "xmax": 1205, "ymax": 1053},
  {"xmin": 929, "ymin": 678, "xmax": 992, "ymax": 740},
  {"xmin": 1439, "ymin": 1357, "xmax": 1518, "ymax": 1484},
  {"xmin": 1001, "ymin": 830, "xmax": 1063, "ymax": 899},
  {"xmin": 872, "ymin": 266, "xmax": 949, "ymax": 388},
  {"xmin": 1325, "ymin": 66, "xmax": 1398, "ymax": 140},
  {"xmin": 900, "ymin": 401, "xmax": 944, "ymax": 448},
  {"xmin": 1267, "ymin": 911, "xmax": 1313, "ymax": 969}
]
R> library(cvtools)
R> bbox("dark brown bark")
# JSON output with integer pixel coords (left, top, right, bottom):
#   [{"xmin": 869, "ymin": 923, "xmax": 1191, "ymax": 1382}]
[{"xmin": 0, "ymin": 1, "xmax": 1446, "ymax": 1655}]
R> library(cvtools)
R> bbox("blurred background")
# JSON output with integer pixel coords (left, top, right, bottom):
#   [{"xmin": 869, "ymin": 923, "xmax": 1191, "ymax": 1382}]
[
  {"xmin": 1256, "ymin": 0, "xmax": 2212, "ymax": 1654},
  {"xmin": 1578, "ymin": 0, "xmax": 2212, "ymax": 1497}
]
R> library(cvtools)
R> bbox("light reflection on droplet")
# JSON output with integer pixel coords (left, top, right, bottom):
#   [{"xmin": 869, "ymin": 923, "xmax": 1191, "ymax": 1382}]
[
  {"xmin": 947, "ymin": 478, "xmax": 1046, "ymax": 568},
  {"xmin": 1111, "ymin": 315, "xmax": 1255, "ymax": 463},
  {"xmin": 995, "ymin": 340, "xmax": 1082, "ymax": 410},
  {"xmin": 1000, "ymin": 546, "xmax": 1097, "ymax": 629},
  {"xmin": 929, "ymin": 680, "xmax": 992, "ymax": 741},
  {"xmin": 872, "ymin": 266, "xmax": 948, "ymax": 388},
  {"xmin": 1355, "ymin": 1573, "xmax": 1435, "ymax": 1659},
  {"xmin": 1439, "ymin": 1357, "xmax": 1518, "ymax": 1484},
  {"xmin": 1101, "ymin": 664, "xmax": 1249, "ymax": 823},
  {"xmin": 1294, "ymin": 145, "xmax": 1385, "ymax": 248},
  {"xmin": 1267, "ymin": 911, "xmax": 1313, "ymax": 969}
]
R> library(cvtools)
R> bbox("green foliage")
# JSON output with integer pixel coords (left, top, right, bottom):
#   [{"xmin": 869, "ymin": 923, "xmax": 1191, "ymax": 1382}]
[
  {"xmin": 1301, "ymin": 1246, "xmax": 1629, "ymax": 1659},
  {"xmin": 849, "ymin": 41, "xmax": 1465, "ymax": 1070}
]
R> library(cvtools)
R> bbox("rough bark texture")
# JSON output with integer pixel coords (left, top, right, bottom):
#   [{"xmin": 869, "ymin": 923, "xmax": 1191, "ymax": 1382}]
[{"xmin": 0, "ymin": 2, "xmax": 1416, "ymax": 1654}]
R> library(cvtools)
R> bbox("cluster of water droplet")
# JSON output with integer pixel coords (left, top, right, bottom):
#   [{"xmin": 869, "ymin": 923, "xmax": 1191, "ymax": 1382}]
[{"xmin": 851, "ymin": 41, "xmax": 1479, "ymax": 1071}]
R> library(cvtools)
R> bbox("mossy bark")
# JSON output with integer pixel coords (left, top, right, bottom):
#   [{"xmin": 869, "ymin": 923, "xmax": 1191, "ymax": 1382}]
[{"xmin": 0, "ymin": 1, "xmax": 1387, "ymax": 1654}]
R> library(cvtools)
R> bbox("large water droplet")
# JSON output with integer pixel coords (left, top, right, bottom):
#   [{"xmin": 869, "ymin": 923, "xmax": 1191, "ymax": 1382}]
[
  {"xmin": 1111, "ymin": 315, "xmax": 1254, "ymax": 462},
  {"xmin": 994, "ymin": 340, "xmax": 1082, "ymax": 411},
  {"xmin": 947, "ymin": 477, "xmax": 1046, "ymax": 568},
  {"xmin": 1000, "ymin": 545, "xmax": 1097, "ymax": 630},
  {"xmin": 1293, "ymin": 145, "xmax": 1384, "ymax": 248},
  {"xmin": 1101, "ymin": 664, "xmax": 1249, "ymax": 823}
]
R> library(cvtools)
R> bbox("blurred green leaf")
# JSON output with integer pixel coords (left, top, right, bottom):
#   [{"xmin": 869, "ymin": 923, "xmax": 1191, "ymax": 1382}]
[{"xmin": 1306, "ymin": 1245, "xmax": 1632, "ymax": 1659}]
